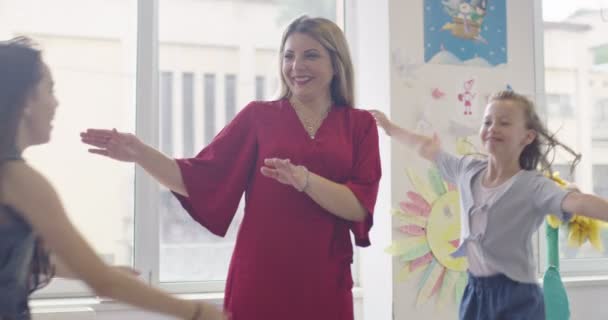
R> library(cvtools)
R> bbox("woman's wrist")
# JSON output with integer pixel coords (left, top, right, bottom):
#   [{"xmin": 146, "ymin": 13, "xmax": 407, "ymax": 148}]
[
  {"xmin": 297, "ymin": 166, "xmax": 310, "ymax": 192},
  {"xmin": 132, "ymin": 139, "xmax": 150, "ymax": 165}
]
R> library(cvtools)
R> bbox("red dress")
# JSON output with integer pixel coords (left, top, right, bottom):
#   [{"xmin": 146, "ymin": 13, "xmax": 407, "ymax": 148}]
[{"xmin": 173, "ymin": 99, "xmax": 381, "ymax": 320}]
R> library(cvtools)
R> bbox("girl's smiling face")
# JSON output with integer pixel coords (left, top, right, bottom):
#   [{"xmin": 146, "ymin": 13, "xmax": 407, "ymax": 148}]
[{"xmin": 479, "ymin": 100, "xmax": 536, "ymax": 158}]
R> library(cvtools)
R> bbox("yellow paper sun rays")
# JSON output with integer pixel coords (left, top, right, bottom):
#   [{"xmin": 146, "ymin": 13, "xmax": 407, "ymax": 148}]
[
  {"xmin": 387, "ymin": 166, "xmax": 468, "ymax": 307},
  {"xmin": 546, "ymin": 172, "xmax": 607, "ymax": 252}
]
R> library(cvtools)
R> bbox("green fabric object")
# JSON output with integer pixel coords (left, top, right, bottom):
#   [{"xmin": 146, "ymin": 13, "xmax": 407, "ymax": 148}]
[
  {"xmin": 543, "ymin": 222, "xmax": 570, "ymax": 320},
  {"xmin": 428, "ymin": 167, "xmax": 447, "ymax": 196}
]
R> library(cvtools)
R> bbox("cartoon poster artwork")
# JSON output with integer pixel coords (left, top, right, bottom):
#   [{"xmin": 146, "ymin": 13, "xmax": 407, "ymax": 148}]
[
  {"xmin": 424, "ymin": 0, "xmax": 507, "ymax": 67},
  {"xmin": 387, "ymin": 134, "xmax": 481, "ymax": 307},
  {"xmin": 386, "ymin": 166, "xmax": 468, "ymax": 307},
  {"xmin": 457, "ymin": 79, "xmax": 476, "ymax": 115},
  {"xmin": 392, "ymin": 49, "xmax": 423, "ymax": 88},
  {"xmin": 431, "ymin": 87, "xmax": 446, "ymax": 100}
]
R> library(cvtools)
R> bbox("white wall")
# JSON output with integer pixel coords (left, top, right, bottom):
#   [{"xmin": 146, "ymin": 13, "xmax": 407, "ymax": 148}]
[{"xmin": 351, "ymin": 0, "xmax": 393, "ymax": 320}]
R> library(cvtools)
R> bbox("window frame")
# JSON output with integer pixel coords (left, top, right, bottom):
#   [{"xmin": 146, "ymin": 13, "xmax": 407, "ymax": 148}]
[
  {"xmin": 151, "ymin": 0, "xmax": 350, "ymax": 294},
  {"xmin": 30, "ymin": 0, "xmax": 351, "ymax": 299},
  {"xmin": 536, "ymin": 0, "xmax": 608, "ymax": 277},
  {"xmin": 203, "ymin": 73, "xmax": 217, "ymax": 145}
]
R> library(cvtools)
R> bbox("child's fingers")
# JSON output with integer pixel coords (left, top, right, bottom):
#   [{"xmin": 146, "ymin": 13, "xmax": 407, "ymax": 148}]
[
  {"xmin": 369, "ymin": 110, "xmax": 385, "ymax": 119},
  {"xmin": 432, "ymin": 133, "xmax": 440, "ymax": 144}
]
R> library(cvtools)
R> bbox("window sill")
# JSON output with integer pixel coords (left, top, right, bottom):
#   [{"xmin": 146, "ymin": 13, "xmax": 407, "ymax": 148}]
[
  {"xmin": 537, "ymin": 274, "xmax": 608, "ymax": 288},
  {"xmin": 561, "ymin": 275, "xmax": 608, "ymax": 288},
  {"xmin": 31, "ymin": 287, "xmax": 364, "ymax": 312}
]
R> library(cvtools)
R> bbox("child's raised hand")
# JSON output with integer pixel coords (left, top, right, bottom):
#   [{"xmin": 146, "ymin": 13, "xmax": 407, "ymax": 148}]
[
  {"xmin": 369, "ymin": 110, "xmax": 441, "ymax": 161},
  {"xmin": 369, "ymin": 110, "xmax": 394, "ymax": 136},
  {"xmin": 419, "ymin": 133, "xmax": 441, "ymax": 160}
]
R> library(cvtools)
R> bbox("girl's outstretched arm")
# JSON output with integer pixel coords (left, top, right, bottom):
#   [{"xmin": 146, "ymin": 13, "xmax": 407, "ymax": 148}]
[
  {"xmin": 369, "ymin": 110, "xmax": 442, "ymax": 161},
  {"xmin": 3, "ymin": 162, "xmax": 226, "ymax": 320},
  {"xmin": 563, "ymin": 191, "xmax": 608, "ymax": 222}
]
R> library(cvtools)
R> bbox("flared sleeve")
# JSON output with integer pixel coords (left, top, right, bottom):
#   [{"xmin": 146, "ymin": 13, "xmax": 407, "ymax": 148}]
[
  {"xmin": 345, "ymin": 111, "xmax": 382, "ymax": 247},
  {"xmin": 173, "ymin": 103, "xmax": 258, "ymax": 237}
]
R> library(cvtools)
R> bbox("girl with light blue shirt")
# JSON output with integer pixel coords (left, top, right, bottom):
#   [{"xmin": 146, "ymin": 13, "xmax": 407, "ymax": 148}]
[{"xmin": 371, "ymin": 91, "xmax": 608, "ymax": 320}]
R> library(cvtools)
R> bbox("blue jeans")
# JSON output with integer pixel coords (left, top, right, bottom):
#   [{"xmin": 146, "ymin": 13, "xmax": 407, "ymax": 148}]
[{"xmin": 460, "ymin": 273, "xmax": 545, "ymax": 320}]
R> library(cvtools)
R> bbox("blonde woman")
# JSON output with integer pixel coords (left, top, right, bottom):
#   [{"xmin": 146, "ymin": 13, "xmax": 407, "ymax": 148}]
[{"xmin": 81, "ymin": 16, "xmax": 381, "ymax": 320}]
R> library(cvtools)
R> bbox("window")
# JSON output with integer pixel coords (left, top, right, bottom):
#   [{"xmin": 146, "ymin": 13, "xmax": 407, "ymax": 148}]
[
  {"xmin": 0, "ymin": 0, "xmax": 138, "ymax": 297},
  {"xmin": 545, "ymin": 94, "xmax": 574, "ymax": 117},
  {"xmin": 557, "ymin": 164, "xmax": 608, "ymax": 260},
  {"xmin": 225, "ymin": 74, "xmax": 237, "ymax": 123},
  {"xmin": 542, "ymin": 0, "xmax": 608, "ymax": 271},
  {"xmin": 594, "ymin": 99, "xmax": 608, "ymax": 122},
  {"xmin": 160, "ymin": 71, "xmax": 174, "ymax": 155},
  {"xmin": 593, "ymin": 44, "xmax": 608, "ymax": 65},
  {"xmin": 255, "ymin": 75, "xmax": 266, "ymax": 100},
  {"xmin": 551, "ymin": 164, "xmax": 574, "ymax": 182},
  {"xmin": 157, "ymin": 0, "xmax": 342, "ymax": 288},
  {"xmin": 593, "ymin": 99, "xmax": 608, "ymax": 140},
  {"xmin": 204, "ymin": 73, "xmax": 216, "ymax": 145},
  {"xmin": 182, "ymin": 72, "xmax": 195, "ymax": 157},
  {"xmin": 593, "ymin": 165, "xmax": 608, "ymax": 197},
  {"xmin": 2, "ymin": 0, "xmax": 343, "ymax": 299}
]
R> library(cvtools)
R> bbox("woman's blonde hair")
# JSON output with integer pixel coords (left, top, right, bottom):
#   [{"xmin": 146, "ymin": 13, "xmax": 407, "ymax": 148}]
[{"xmin": 277, "ymin": 15, "xmax": 355, "ymax": 107}]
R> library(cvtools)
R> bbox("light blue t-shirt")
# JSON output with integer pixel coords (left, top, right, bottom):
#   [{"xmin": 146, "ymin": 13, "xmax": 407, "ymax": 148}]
[{"xmin": 434, "ymin": 150, "xmax": 573, "ymax": 283}]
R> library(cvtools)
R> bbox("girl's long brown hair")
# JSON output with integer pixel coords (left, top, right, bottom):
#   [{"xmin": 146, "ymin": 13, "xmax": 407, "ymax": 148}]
[{"xmin": 0, "ymin": 36, "xmax": 54, "ymax": 292}]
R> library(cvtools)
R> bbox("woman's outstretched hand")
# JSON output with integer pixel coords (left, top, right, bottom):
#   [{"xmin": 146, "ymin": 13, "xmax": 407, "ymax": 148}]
[
  {"xmin": 261, "ymin": 158, "xmax": 309, "ymax": 192},
  {"xmin": 80, "ymin": 129, "xmax": 142, "ymax": 162}
]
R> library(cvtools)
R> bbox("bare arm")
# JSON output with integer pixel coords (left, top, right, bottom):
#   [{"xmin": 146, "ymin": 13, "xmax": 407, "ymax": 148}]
[
  {"xmin": 260, "ymin": 159, "xmax": 367, "ymax": 221},
  {"xmin": 4, "ymin": 163, "xmax": 224, "ymax": 320},
  {"xmin": 52, "ymin": 255, "xmax": 139, "ymax": 279},
  {"xmin": 304, "ymin": 171, "xmax": 367, "ymax": 221},
  {"xmin": 562, "ymin": 191, "xmax": 608, "ymax": 222},
  {"xmin": 51, "ymin": 255, "xmax": 77, "ymax": 279},
  {"xmin": 369, "ymin": 110, "xmax": 441, "ymax": 161},
  {"xmin": 81, "ymin": 129, "xmax": 187, "ymax": 196},
  {"xmin": 134, "ymin": 141, "xmax": 187, "ymax": 196}
]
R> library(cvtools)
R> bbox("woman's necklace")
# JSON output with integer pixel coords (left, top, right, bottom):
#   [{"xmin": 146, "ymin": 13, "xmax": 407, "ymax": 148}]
[{"xmin": 291, "ymin": 99, "xmax": 331, "ymax": 139}]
